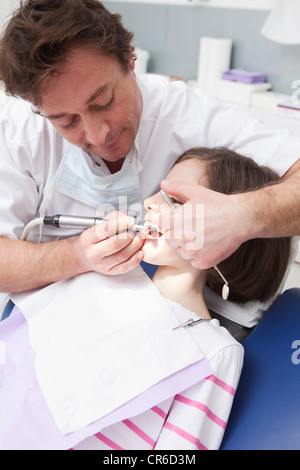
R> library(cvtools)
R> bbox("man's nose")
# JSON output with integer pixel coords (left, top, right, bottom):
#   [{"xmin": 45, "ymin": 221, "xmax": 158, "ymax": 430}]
[{"xmin": 83, "ymin": 115, "xmax": 110, "ymax": 146}]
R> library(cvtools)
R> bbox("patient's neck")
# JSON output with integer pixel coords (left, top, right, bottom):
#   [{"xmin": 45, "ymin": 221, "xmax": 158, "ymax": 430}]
[{"xmin": 152, "ymin": 265, "xmax": 211, "ymax": 320}]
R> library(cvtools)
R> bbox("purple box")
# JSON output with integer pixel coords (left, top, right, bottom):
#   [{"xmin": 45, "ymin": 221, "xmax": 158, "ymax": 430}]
[{"xmin": 222, "ymin": 69, "xmax": 267, "ymax": 84}]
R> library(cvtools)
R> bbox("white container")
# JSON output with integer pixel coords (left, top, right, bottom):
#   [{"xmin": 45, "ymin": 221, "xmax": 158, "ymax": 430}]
[
  {"xmin": 197, "ymin": 37, "xmax": 232, "ymax": 94},
  {"xmin": 134, "ymin": 48, "xmax": 150, "ymax": 75}
]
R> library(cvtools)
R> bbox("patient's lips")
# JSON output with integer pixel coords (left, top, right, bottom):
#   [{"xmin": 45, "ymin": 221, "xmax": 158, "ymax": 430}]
[
  {"xmin": 140, "ymin": 222, "xmax": 160, "ymax": 239},
  {"xmin": 144, "ymin": 202, "xmax": 171, "ymax": 239},
  {"xmin": 136, "ymin": 220, "xmax": 161, "ymax": 240}
]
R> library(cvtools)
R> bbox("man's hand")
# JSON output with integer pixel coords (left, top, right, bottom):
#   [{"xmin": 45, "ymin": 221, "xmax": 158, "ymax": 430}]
[
  {"xmin": 159, "ymin": 158, "xmax": 300, "ymax": 270},
  {"xmin": 74, "ymin": 211, "xmax": 145, "ymax": 275},
  {"xmin": 158, "ymin": 180, "xmax": 246, "ymax": 269}
]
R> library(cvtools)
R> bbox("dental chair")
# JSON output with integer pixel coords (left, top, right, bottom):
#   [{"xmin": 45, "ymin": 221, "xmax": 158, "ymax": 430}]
[
  {"xmin": 220, "ymin": 287, "xmax": 300, "ymax": 450},
  {"xmin": 1, "ymin": 299, "xmax": 14, "ymax": 321}
]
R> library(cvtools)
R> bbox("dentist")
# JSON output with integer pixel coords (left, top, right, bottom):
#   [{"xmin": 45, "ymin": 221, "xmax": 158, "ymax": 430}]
[{"xmin": 0, "ymin": 0, "xmax": 299, "ymax": 305}]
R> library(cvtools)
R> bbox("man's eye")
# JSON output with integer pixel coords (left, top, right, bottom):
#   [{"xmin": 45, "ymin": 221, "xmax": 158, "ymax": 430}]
[
  {"xmin": 60, "ymin": 115, "xmax": 79, "ymax": 130},
  {"xmin": 92, "ymin": 95, "xmax": 114, "ymax": 112},
  {"xmin": 61, "ymin": 122, "xmax": 74, "ymax": 130}
]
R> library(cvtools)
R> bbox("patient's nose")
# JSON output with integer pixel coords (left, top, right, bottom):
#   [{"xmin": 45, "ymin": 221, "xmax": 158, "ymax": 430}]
[{"xmin": 144, "ymin": 192, "xmax": 163, "ymax": 211}]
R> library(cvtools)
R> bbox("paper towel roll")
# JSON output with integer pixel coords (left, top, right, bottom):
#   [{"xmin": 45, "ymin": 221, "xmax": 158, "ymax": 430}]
[{"xmin": 197, "ymin": 37, "xmax": 232, "ymax": 94}]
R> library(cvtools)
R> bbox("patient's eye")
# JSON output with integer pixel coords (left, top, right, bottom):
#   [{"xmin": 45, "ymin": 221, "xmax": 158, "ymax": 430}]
[{"xmin": 169, "ymin": 197, "xmax": 183, "ymax": 205}]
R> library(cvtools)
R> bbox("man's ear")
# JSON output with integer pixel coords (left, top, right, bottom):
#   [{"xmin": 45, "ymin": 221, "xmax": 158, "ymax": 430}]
[{"xmin": 128, "ymin": 52, "xmax": 136, "ymax": 74}]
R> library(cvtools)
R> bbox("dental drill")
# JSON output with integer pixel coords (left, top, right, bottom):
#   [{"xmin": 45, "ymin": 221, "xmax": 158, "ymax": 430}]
[{"xmin": 21, "ymin": 214, "xmax": 158, "ymax": 241}]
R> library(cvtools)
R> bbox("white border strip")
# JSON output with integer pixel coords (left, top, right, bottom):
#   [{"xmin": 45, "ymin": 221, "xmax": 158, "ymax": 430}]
[{"xmin": 105, "ymin": 0, "xmax": 275, "ymax": 10}]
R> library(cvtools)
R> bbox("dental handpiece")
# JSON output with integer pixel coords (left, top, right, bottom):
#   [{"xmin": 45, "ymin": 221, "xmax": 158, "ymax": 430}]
[
  {"xmin": 43, "ymin": 214, "xmax": 157, "ymax": 233},
  {"xmin": 21, "ymin": 214, "xmax": 158, "ymax": 241}
]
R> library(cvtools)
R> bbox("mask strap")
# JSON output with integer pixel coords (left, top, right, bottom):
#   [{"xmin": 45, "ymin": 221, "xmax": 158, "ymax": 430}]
[{"xmin": 213, "ymin": 265, "xmax": 229, "ymax": 300}]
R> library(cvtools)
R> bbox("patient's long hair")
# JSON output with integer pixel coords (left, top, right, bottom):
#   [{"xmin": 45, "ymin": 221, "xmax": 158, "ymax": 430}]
[{"xmin": 176, "ymin": 147, "xmax": 292, "ymax": 304}]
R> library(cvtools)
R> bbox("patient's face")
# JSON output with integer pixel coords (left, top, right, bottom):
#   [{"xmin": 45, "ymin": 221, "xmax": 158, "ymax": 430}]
[{"xmin": 142, "ymin": 158, "xmax": 206, "ymax": 266}]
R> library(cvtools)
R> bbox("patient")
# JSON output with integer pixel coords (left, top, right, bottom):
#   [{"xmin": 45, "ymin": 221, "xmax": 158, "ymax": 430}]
[
  {"xmin": 72, "ymin": 147, "xmax": 291, "ymax": 451},
  {"xmin": 143, "ymin": 146, "xmax": 292, "ymax": 338}
]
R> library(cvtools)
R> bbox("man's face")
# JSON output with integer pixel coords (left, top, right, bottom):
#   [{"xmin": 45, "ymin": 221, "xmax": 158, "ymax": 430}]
[{"xmin": 40, "ymin": 47, "xmax": 143, "ymax": 168}]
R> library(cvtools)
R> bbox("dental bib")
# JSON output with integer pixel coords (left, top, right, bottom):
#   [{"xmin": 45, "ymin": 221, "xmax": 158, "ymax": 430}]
[{"xmin": 11, "ymin": 267, "xmax": 210, "ymax": 434}]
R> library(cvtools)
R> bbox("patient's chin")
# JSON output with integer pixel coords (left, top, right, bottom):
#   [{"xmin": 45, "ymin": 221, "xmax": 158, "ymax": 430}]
[
  {"xmin": 142, "ymin": 237, "xmax": 179, "ymax": 267},
  {"xmin": 142, "ymin": 238, "xmax": 160, "ymax": 265}
]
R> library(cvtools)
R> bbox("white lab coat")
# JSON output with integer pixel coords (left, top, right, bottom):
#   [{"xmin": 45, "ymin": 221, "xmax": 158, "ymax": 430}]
[{"xmin": 0, "ymin": 74, "xmax": 299, "ymax": 315}]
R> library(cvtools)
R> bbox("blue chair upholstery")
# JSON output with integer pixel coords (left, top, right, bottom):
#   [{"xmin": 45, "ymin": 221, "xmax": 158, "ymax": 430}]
[
  {"xmin": 221, "ymin": 288, "xmax": 300, "ymax": 450},
  {"xmin": 1, "ymin": 299, "xmax": 14, "ymax": 321},
  {"xmin": 140, "ymin": 260, "xmax": 158, "ymax": 278}
]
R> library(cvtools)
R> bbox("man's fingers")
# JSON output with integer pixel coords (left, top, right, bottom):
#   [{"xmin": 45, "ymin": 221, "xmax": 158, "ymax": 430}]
[
  {"xmin": 98, "ymin": 234, "xmax": 145, "ymax": 274},
  {"xmin": 104, "ymin": 249, "xmax": 144, "ymax": 275},
  {"xmin": 83, "ymin": 212, "xmax": 135, "ymax": 243},
  {"xmin": 160, "ymin": 180, "xmax": 195, "ymax": 203}
]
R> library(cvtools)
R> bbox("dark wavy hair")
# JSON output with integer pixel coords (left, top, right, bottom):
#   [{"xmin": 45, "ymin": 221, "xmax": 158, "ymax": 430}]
[
  {"xmin": 0, "ymin": 0, "xmax": 135, "ymax": 107},
  {"xmin": 176, "ymin": 147, "xmax": 292, "ymax": 304}
]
